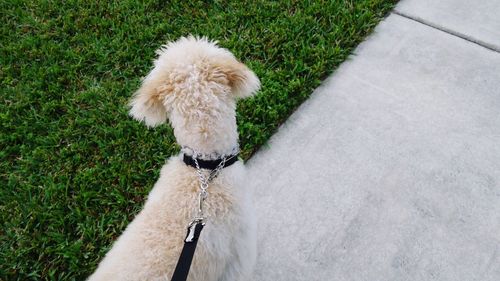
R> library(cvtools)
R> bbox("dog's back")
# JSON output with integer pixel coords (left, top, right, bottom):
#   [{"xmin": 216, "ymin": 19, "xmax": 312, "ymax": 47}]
[{"xmin": 88, "ymin": 156, "xmax": 256, "ymax": 281}]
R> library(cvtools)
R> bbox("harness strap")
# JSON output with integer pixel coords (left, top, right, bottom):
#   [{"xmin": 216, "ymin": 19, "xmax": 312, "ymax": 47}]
[{"xmin": 170, "ymin": 221, "xmax": 205, "ymax": 281}]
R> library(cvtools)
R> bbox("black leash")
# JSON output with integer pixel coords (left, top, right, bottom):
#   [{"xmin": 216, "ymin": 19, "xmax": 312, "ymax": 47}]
[
  {"xmin": 170, "ymin": 153, "xmax": 239, "ymax": 281},
  {"xmin": 170, "ymin": 219, "xmax": 205, "ymax": 281}
]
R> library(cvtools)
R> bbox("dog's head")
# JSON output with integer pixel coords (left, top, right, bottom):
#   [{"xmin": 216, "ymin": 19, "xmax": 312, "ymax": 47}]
[{"xmin": 129, "ymin": 36, "xmax": 260, "ymax": 129}]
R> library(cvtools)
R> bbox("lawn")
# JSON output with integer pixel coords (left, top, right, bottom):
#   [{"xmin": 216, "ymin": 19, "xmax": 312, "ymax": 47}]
[{"xmin": 1, "ymin": 0, "xmax": 397, "ymax": 279}]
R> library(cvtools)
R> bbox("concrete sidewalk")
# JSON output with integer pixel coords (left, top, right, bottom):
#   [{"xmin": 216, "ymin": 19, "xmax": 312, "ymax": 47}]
[{"xmin": 249, "ymin": 1, "xmax": 500, "ymax": 280}]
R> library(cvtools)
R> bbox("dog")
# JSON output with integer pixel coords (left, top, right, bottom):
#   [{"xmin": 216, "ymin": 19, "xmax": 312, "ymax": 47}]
[{"xmin": 88, "ymin": 36, "xmax": 260, "ymax": 281}]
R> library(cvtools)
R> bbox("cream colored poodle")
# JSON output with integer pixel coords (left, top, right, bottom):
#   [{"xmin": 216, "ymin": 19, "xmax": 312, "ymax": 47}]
[{"xmin": 88, "ymin": 36, "xmax": 260, "ymax": 281}]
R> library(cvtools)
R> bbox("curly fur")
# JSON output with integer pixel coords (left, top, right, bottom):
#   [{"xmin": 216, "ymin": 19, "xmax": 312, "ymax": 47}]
[{"xmin": 88, "ymin": 36, "xmax": 260, "ymax": 281}]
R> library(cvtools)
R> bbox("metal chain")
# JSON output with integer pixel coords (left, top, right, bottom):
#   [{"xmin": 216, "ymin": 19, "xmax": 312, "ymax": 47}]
[{"xmin": 192, "ymin": 153, "xmax": 238, "ymax": 221}]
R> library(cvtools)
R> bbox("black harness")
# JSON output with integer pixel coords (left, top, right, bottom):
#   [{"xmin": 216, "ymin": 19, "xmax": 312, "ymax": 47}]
[{"xmin": 170, "ymin": 153, "xmax": 239, "ymax": 281}]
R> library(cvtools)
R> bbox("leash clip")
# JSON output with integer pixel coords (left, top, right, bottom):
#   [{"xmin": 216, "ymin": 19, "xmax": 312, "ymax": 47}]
[{"xmin": 185, "ymin": 218, "xmax": 205, "ymax": 243}]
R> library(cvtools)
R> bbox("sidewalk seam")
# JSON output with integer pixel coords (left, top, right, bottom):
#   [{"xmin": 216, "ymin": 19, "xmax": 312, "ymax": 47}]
[{"xmin": 392, "ymin": 10, "xmax": 500, "ymax": 54}]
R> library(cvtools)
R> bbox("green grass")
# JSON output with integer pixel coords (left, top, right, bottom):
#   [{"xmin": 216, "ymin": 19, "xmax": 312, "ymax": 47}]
[{"xmin": 1, "ymin": 0, "xmax": 397, "ymax": 279}]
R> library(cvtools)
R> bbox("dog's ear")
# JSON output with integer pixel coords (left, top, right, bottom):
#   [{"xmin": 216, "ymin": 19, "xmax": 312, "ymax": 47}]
[
  {"xmin": 129, "ymin": 70, "xmax": 171, "ymax": 127},
  {"xmin": 216, "ymin": 59, "xmax": 260, "ymax": 99}
]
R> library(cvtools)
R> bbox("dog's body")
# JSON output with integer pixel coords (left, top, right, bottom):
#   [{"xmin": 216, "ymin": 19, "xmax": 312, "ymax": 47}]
[
  {"xmin": 88, "ymin": 157, "xmax": 256, "ymax": 281},
  {"xmin": 89, "ymin": 36, "xmax": 260, "ymax": 281}
]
